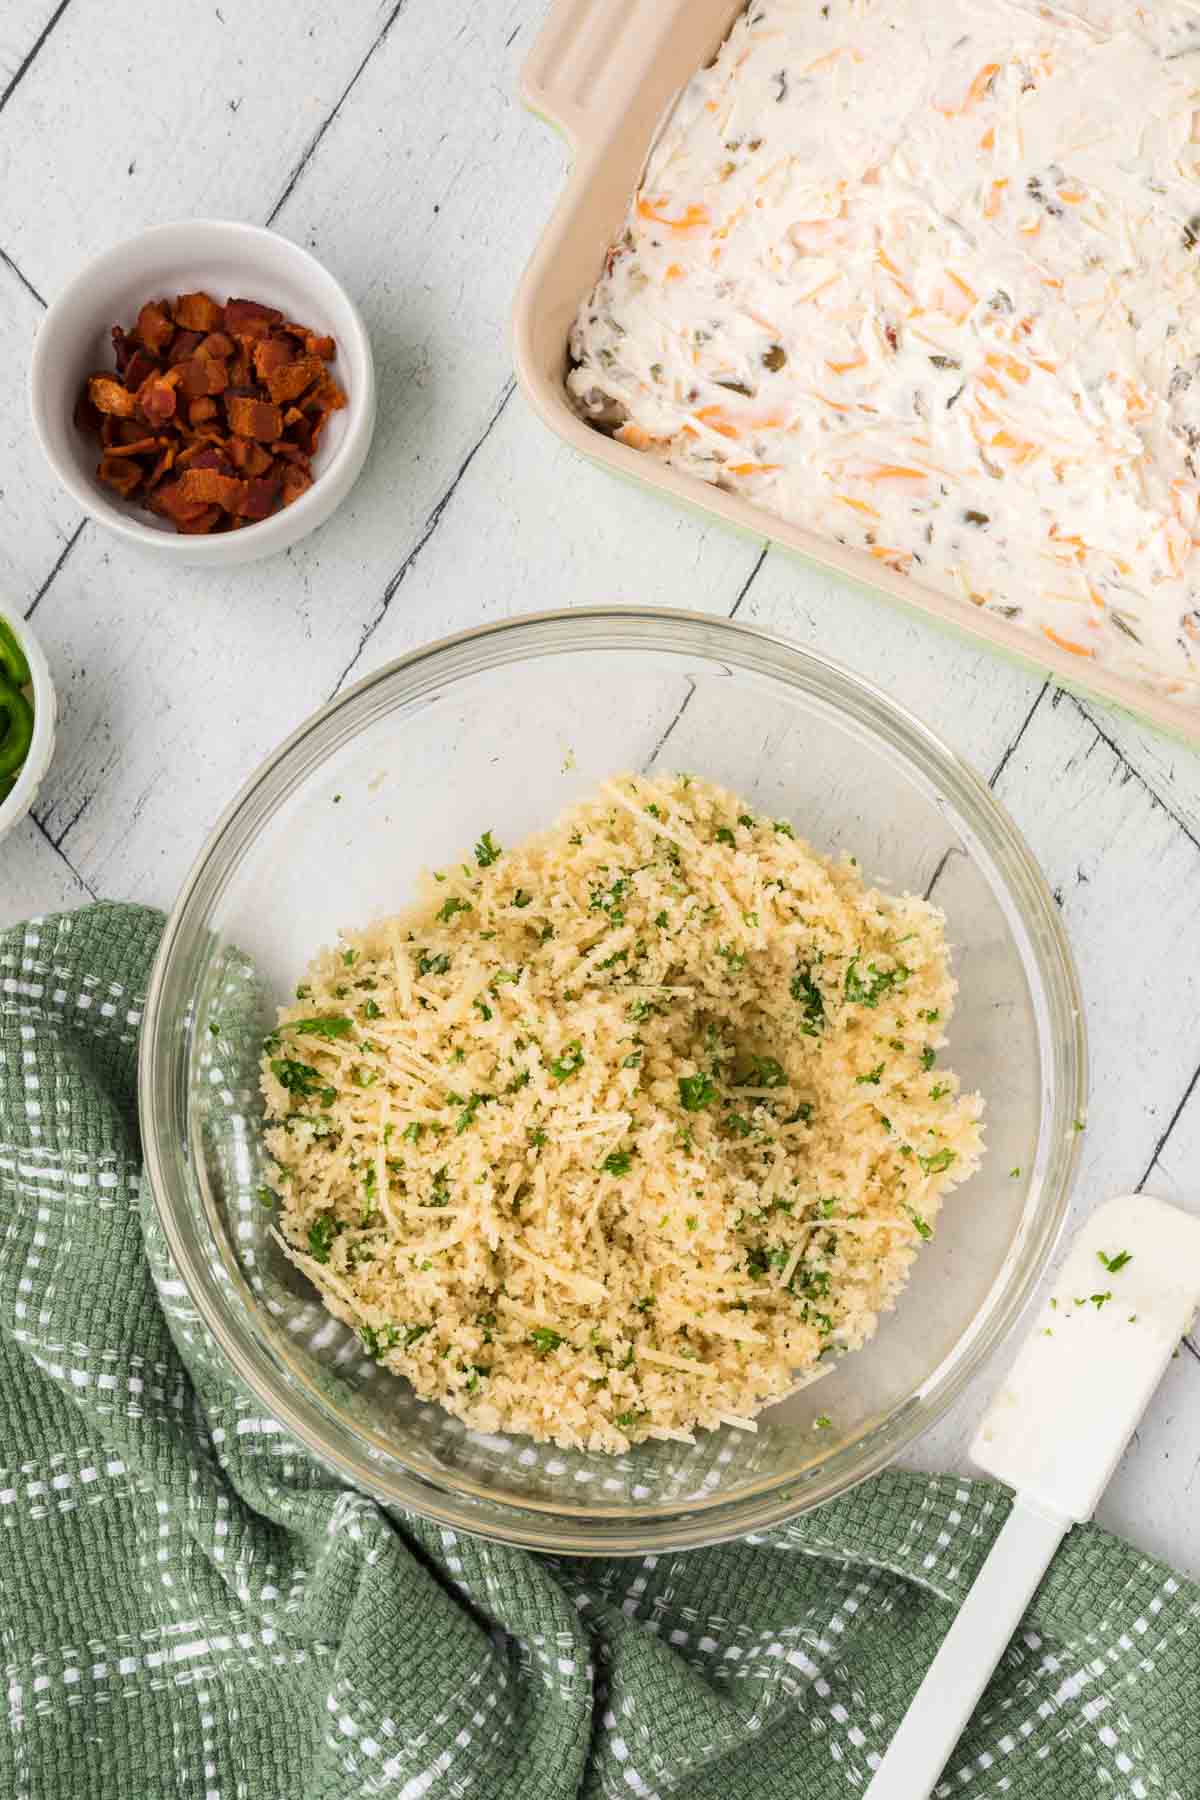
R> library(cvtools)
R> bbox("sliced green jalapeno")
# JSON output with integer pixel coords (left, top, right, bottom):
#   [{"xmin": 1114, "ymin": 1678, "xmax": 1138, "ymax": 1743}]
[
  {"xmin": 0, "ymin": 618, "xmax": 31, "ymax": 690},
  {"xmin": 0, "ymin": 672, "xmax": 33, "ymax": 781}
]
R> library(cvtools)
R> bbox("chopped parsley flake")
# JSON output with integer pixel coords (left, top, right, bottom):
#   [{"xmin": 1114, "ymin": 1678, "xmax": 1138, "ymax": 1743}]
[
  {"xmin": 306, "ymin": 1212, "xmax": 341, "ymax": 1263},
  {"xmin": 1089, "ymin": 1290, "xmax": 1112, "ymax": 1309},
  {"xmin": 602, "ymin": 1150, "xmax": 633, "ymax": 1177},
  {"xmin": 549, "ymin": 1040, "xmax": 585, "ymax": 1082},
  {"xmin": 845, "ymin": 958, "xmax": 908, "ymax": 1008},
  {"xmin": 454, "ymin": 1092, "xmax": 491, "ymax": 1133},
  {"xmin": 512, "ymin": 889, "xmax": 533, "ymax": 909},
  {"xmin": 474, "ymin": 831, "xmax": 502, "ymax": 867},
  {"xmin": 920, "ymin": 1047, "xmax": 936, "ymax": 1071},
  {"xmin": 290, "ymin": 1014, "xmax": 354, "ymax": 1040},
  {"xmin": 903, "ymin": 1204, "xmax": 932, "ymax": 1240},
  {"xmin": 529, "ymin": 1327, "xmax": 564, "ymax": 1355},
  {"xmin": 678, "ymin": 1072, "xmax": 718, "ymax": 1111},
  {"xmin": 589, "ymin": 877, "xmax": 629, "ymax": 925},
  {"xmin": 791, "ymin": 963, "xmax": 825, "ymax": 1035},
  {"xmin": 855, "ymin": 1062, "xmax": 884, "ymax": 1087},
  {"xmin": 1098, "ymin": 1249, "xmax": 1133, "ymax": 1273},
  {"xmin": 418, "ymin": 950, "xmax": 451, "ymax": 977},
  {"xmin": 437, "ymin": 896, "xmax": 471, "ymax": 923},
  {"xmin": 359, "ymin": 1324, "xmax": 404, "ymax": 1359},
  {"xmin": 917, "ymin": 1147, "xmax": 956, "ymax": 1175},
  {"xmin": 715, "ymin": 826, "xmax": 736, "ymax": 847},
  {"xmin": 736, "ymin": 1056, "xmax": 787, "ymax": 1089},
  {"xmin": 270, "ymin": 1059, "xmax": 336, "ymax": 1106}
]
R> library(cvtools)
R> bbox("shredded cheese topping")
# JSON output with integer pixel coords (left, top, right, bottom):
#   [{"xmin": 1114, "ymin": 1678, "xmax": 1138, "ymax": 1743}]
[{"xmin": 569, "ymin": 0, "xmax": 1200, "ymax": 699}]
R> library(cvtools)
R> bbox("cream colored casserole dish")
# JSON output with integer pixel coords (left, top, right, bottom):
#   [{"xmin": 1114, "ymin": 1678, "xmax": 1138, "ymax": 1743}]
[{"xmin": 513, "ymin": 0, "xmax": 1200, "ymax": 745}]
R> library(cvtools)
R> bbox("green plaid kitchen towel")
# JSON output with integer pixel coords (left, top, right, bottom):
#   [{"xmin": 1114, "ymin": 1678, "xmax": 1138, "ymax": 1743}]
[{"xmin": 2, "ymin": 904, "xmax": 1198, "ymax": 1800}]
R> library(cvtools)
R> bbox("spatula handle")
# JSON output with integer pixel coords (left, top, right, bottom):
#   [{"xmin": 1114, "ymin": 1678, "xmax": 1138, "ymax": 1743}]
[{"xmin": 865, "ymin": 1499, "xmax": 1068, "ymax": 1799}]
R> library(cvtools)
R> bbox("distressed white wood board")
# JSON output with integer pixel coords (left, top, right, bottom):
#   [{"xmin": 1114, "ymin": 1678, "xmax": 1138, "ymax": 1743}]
[
  {"xmin": 0, "ymin": 255, "xmax": 82, "ymax": 603},
  {"xmin": 2, "ymin": 0, "xmax": 1199, "ymax": 1579}
]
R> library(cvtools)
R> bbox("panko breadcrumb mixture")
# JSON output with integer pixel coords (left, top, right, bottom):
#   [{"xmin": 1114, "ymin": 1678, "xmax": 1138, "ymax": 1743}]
[{"xmin": 261, "ymin": 774, "xmax": 983, "ymax": 1452}]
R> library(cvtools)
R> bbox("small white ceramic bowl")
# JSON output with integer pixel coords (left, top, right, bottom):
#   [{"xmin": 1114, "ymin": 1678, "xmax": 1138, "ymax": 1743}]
[
  {"xmin": 0, "ymin": 610, "xmax": 56, "ymax": 847},
  {"xmin": 30, "ymin": 220, "xmax": 376, "ymax": 567}
]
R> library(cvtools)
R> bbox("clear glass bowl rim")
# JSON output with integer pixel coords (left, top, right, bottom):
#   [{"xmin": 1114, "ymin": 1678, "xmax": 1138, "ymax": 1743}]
[{"xmin": 140, "ymin": 605, "xmax": 1086, "ymax": 1554}]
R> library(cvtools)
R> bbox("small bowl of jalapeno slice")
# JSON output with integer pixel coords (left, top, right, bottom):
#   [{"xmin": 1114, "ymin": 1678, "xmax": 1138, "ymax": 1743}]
[{"xmin": 0, "ymin": 611, "xmax": 56, "ymax": 846}]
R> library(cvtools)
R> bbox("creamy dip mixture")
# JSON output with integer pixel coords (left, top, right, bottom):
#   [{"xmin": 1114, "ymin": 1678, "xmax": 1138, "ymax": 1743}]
[{"xmin": 569, "ymin": 0, "xmax": 1200, "ymax": 699}]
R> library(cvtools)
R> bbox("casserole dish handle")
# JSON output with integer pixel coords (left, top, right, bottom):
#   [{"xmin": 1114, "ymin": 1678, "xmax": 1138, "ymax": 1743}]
[{"xmin": 521, "ymin": 0, "xmax": 694, "ymax": 152}]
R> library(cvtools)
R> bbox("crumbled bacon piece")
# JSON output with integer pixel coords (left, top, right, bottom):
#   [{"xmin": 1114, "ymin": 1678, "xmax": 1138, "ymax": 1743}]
[
  {"xmin": 176, "ymin": 505, "xmax": 222, "ymax": 534},
  {"xmin": 173, "ymin": 291, "xmax": 224, "ymax": 333},
  {"xmin": 227, "ymin": 435, "xmax": 273, "ymax": 476},
  {"xmin": 98, "ymin": 454, "xmax": 143, "ymax": 498},
  {"xmin": 136, "ymin": 301, "xmax": 175, "ymax": 355},
  {"xmin": 138, "ymin": 373, "xmax": 181, "ymax": 426},
  {"xmin": 280, "ymin": 464, "xmax": 313, "ymax": 506},
  {"xmin": 225, "ymin": 393, "xmax": 283, "ymax": 440},
  {"xmin": 103, "ymin": 436, "xmax": 163, "ymax": 458},
  {"xmin": 176, "ymin": 356, "xmax": 228, "ymax": 401},
  {"xmin": 123, "ymin": 348, "xmax": 160, "ymax": 391},
  {"xmin": 267, "ymin": 354, "xmax": 325, "ymax": 406},
  {"xmin": 224, "ymin": 297, "xmax": 282, "ymax": 339},
  {"xmin": 74, "ymin": 288, "xmax": 347, "ymax": 534},
  {"xmin": 253, "ymin": 336, "xmax": 296, "ymax": 382},
  {"xmin": 167, "ymin": 330, "xmax": 205, "ymax": 367},
  {"xmin": 177, "ymin": 468, "xmax": 246, "ymax": 511},
  {"xmin": 238, "ymin": 475, "xmax": 282, "ymax": 519},
  {"xmin": 88, "ymin": 374, "xmax": 138, "ymax": 417}
]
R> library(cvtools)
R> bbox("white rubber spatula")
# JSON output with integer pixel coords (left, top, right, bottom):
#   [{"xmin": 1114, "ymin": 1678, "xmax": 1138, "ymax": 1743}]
[{"xmin": 866, "ymin": 1192, "xmax": 1200, "ymax": 1800}]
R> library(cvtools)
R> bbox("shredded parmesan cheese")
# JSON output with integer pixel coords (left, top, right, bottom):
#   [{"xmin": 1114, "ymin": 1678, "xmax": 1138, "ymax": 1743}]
[{"xmin": 262, "ymin": 773, "xmax": 983, "ymax": 1452}]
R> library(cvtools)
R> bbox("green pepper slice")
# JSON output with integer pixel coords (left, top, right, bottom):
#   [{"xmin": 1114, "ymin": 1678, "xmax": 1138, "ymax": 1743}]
[
  {"xmin": 0, "ymin": 618, "xmax": 31, "ymax": 690},
  {"xmin": 0, "ymin": 673, "xmax": 34, "ymax": 781}
]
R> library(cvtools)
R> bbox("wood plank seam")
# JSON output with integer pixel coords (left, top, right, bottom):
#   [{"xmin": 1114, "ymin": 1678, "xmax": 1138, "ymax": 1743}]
[
  {"xmin": 328, "ymin": 376, "xmax": 518, "ymax": 696},
  {"xmin": 643, "ymin": 544, "xmax": 768, "ymax": 767},
  {"xmin": 0, "ymin": 0, "xmax": 73, "ymax": 117},
  {"xmin": 988, "ymin": 682, "xmax": 1049, "ymax": 790},
  {"xmin": 1068, "ymin": 694, "xmax": 1200, "ymax": 858},
  {"xmin": 0, "ymin": 242, "xmax": 46, "ymax": 308},
  {"xmin": 728, "ymin": 543, "xmax": 769, "ymax": 619},
  {"xmin": 24, "ymin": 522, "xmax": 85, "ymax": 622},
  {"xmin": 26, "ymin": 811, "xmax": 97, "ymax": 898},
  {"xmin": 265, "ymin": 0, "xmax": 413, "ymax": 228},
  {"xmin": 1138, "ymin": 1056, "xmax": 1200, "ymax": 1192}
]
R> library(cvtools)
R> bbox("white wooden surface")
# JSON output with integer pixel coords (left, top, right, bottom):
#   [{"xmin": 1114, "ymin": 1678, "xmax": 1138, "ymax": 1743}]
[{"xmin": 2, "ymin": 0, "xmax": 1199, "ymax": 1575}]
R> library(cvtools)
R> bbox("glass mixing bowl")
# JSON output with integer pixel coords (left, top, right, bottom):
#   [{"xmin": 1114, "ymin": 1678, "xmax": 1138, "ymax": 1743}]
[{"xmin": 141, "ymin": 608, "xmax": 1084, "ymax": 1552}]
